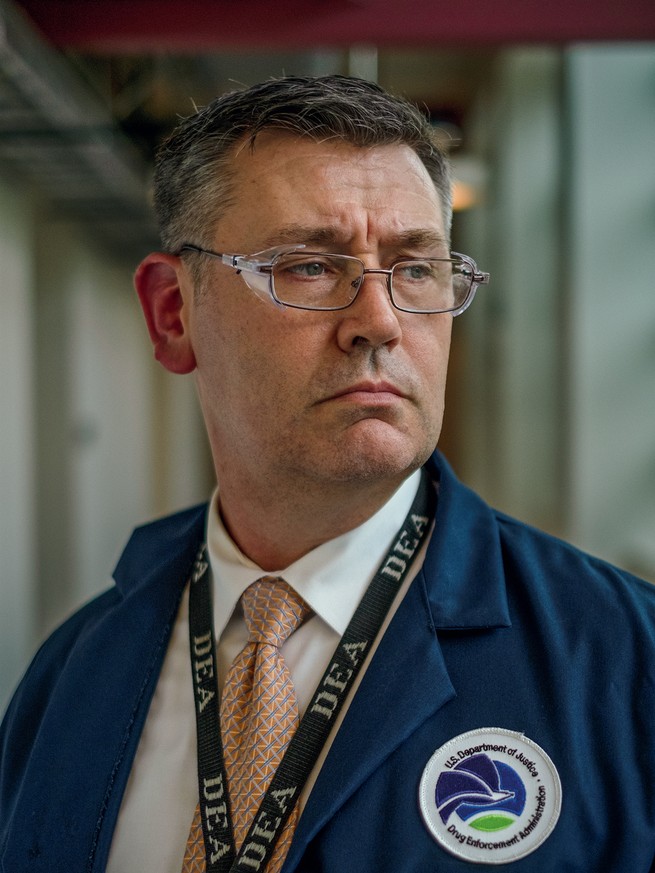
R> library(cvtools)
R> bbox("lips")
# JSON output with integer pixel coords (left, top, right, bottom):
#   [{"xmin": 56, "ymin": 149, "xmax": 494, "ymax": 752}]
[{"xmin": 327, "ymin": 381, "xmax": 406, "ymax": 402}]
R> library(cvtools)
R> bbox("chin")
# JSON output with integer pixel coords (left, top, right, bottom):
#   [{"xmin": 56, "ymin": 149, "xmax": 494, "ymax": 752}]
[{"xmin": 318, "ymin": 433, "xmax": 435, "ymax": 485}]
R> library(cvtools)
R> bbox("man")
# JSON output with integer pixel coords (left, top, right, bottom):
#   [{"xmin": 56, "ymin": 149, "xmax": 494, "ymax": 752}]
[{"xmin": 1, "ymin": 75, "xmax": 654, "ymax": 873}]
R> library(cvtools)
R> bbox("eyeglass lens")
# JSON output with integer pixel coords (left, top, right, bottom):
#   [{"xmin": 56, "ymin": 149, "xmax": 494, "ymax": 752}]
[{"xmin": 269, "ymin": 253, "xmax": 472, "ymax": 312}]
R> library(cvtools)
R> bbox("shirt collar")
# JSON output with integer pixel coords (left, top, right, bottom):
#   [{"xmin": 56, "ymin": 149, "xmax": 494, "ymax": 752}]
[{"xmin": 205, "ymin": 470, "xmax": 422, "ymax": 640}]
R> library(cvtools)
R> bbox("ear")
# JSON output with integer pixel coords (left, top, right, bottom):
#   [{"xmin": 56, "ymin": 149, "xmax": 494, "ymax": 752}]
[{"xmin": 134, "ymin": 252, "xmax": 197, "ymax": 374}]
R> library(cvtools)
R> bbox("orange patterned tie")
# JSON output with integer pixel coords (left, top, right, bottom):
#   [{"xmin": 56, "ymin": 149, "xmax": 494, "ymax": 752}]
[{"xmin": 182, "ymin": 577, "xmax": 311, "ymax": 873}]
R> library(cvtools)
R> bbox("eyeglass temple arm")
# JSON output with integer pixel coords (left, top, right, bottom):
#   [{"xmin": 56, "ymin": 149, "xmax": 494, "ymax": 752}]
[
  {"xmin": 179, "ymin": 245, "xmax": 245, "ymax": 270},
  {"xmin": 179, "ymin": 243, "xmax": 308, "ymax": 273}
]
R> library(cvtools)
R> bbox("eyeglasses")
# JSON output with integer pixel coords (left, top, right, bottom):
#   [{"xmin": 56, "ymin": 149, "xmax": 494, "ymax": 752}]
[{"xmin": 177, "ymin": 243, "xmax": 489, "ymax": 315}]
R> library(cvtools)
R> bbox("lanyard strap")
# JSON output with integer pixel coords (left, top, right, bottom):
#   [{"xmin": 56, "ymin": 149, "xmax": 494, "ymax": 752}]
[{"xmin": 188, "ymin": 468, "xmax": 436, "ymax": 872}]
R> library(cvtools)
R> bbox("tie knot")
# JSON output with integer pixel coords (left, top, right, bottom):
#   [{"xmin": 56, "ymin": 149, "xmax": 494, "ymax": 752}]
[{"xmin": 242, "ymin": 577, "xmax": 310, "ymax": 647}]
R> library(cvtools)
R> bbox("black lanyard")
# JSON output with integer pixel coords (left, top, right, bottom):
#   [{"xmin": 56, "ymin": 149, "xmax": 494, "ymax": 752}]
[{"xmin": 188, "ymin": 468, "xmax": 435, "ymax": 872}]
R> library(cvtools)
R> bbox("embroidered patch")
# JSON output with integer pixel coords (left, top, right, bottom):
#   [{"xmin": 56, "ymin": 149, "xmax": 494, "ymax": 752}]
[{"xmin": 419, "ymin": 728, "xmax": 561, "ymax": 865}]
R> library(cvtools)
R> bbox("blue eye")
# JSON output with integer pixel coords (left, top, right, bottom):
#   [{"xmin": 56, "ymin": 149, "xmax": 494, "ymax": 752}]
[
  {"xmin": 287, "ymin": 261, "xmax": 328, "ymax": 277},
  {"xmin": 394, "ymin": 262, "xmax": 435, "ymax": 281}
]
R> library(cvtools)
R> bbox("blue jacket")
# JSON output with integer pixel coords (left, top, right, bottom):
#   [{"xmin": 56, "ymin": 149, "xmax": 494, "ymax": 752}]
[{"xmin": 2, "ymin": 452, "xmax": 655, "ymax": 871}]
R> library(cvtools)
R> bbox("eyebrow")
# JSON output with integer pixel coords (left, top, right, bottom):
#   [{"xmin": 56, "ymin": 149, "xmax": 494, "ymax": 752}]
[
  {"xmin": 262, "ymin": 225, "xmax": 349, "ymax": 248},
  {"xmin": 263, "ymin": 225, "xmax": 449, "ymax": 251},
  {"xmin": 391, "ymin": 229, "xmax": 449, "ymax": 250}
]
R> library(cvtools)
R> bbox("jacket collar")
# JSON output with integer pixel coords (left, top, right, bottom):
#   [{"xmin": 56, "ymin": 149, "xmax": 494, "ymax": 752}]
[
  {"xmin": 113, "ymin": 503, "xmax": 207, "ymax": 598},
  {"xmin": 423, "ymin": 452, "xmax": 512, "ymax": 630}
]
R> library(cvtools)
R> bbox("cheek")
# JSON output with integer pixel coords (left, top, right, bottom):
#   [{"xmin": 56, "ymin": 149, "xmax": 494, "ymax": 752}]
[
  {"xmin": 195, "ymin": 306, "xmax": 317, "ymax": 408},
  {"xmin": 412, "ymin": 318, "xmax": 452, "ymax": 383}
]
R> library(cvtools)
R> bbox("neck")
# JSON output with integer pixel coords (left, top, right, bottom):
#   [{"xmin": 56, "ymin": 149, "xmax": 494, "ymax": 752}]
[{"xmin": 216, "ymin": 473, "xmax": 411, "ymax": 571}]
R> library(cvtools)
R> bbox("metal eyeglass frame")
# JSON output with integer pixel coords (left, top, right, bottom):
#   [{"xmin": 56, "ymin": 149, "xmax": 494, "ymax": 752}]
[{"xmin": 177, "ymin": 243, "xmax": 490, "ymax": 315}]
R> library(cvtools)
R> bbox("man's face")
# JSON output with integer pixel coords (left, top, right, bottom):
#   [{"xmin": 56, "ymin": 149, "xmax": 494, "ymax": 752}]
[{"xmin": 184, "ymin": 133, "xmax": 453, "ymax": 498}]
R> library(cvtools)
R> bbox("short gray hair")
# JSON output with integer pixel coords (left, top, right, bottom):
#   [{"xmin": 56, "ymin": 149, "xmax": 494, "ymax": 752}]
[{"xmin": 153, "ymin": 75, "xmax": 452, "ymax": 253}]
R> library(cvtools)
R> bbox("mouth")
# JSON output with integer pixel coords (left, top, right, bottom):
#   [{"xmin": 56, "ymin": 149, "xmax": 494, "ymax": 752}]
[{"xmin": 327, "ymin": 381, "xmax": 406, "ymax": 404}]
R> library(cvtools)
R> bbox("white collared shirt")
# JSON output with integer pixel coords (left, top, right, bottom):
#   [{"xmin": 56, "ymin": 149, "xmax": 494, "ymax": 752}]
[{"xmin": 107, "ymin": 471, "xmax": 424, "ymax": 873}]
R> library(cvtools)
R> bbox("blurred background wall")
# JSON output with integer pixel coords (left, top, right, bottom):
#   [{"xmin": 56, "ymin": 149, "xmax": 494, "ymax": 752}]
[{"xmin": 1, "ymin": 0, "xmax": 654, "ymax": 707}]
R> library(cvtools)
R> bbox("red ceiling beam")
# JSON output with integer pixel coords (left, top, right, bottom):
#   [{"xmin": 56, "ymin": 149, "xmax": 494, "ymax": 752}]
[{"xmin": 15, "ymin": 0, "xmax": 655, "ymax": 53}]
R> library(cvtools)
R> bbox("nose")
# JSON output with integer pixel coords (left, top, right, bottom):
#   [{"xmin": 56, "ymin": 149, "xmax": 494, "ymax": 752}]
[{"xmin": 335, "ymin": 269, "xmax": 402, "ymax": 353}]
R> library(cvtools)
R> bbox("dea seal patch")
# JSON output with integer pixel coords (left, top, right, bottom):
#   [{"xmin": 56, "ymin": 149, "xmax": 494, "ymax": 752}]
[{"xmin": 419, "ymin": 728, "xmax": 561, "ymax": 865}]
